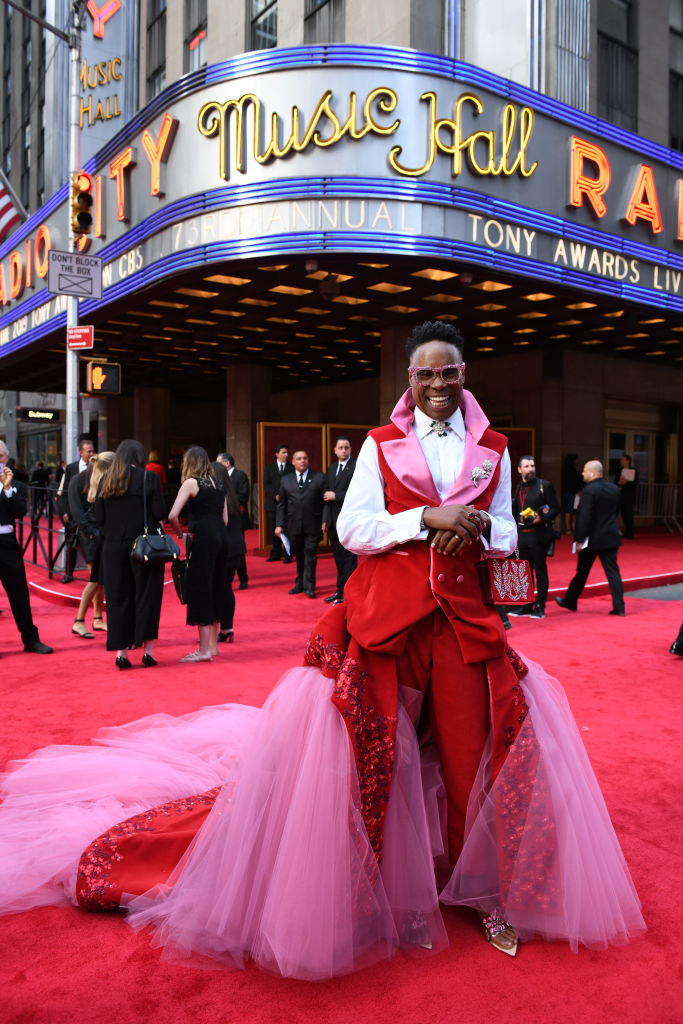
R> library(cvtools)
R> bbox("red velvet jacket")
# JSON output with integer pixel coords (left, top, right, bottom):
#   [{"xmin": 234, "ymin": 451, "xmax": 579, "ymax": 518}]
[{"xmin": 305, "ymin": 390, "xmax": 528, "ymax": 859}]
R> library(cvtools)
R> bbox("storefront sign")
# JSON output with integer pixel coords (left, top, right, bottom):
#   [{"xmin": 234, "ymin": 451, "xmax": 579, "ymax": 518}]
[{"xmin": 17, "ymin": 407, "xmax": 63, "ymax": 422}]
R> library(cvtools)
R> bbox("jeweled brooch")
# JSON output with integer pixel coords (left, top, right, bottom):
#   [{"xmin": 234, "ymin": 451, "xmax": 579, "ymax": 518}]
[{"xmin": 471, "ymin": 459, "xmax": 493, "ymax": 485}]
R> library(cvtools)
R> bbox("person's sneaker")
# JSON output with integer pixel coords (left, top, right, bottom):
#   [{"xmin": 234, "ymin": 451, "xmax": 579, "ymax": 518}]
[
  {"xmin": 529, "ymin": 605, "xmax": 545, "ymax": 619},
  {"xmin": 508, "ymin": 605, "xmax": 532, "ymax": 617}
]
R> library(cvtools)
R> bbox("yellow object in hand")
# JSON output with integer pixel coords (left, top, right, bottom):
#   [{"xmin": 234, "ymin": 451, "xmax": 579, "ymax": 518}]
[{"xmin": 520, "ymin": 507, "xmax": 536, "ymax": 520}]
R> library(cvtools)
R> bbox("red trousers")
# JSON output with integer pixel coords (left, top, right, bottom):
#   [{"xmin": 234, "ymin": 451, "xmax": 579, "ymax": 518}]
[{"xmin": 396, "ymin": 610, "xmax": 490, "ymax": 863}]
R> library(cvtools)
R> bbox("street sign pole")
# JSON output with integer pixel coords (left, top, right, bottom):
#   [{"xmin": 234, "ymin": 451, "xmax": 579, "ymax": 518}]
[{"xmin": 66, "ymin": 10, "xmax": 83, "ymax": 461}]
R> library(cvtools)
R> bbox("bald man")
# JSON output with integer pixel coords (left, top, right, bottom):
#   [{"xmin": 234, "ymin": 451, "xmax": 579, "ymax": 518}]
[{"xmin": 555, "ymin": 460, "xmax": 625, "ymax": 616}]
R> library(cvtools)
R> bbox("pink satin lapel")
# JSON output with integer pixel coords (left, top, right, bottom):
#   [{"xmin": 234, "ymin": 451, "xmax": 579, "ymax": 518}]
[
  {"xmin": 442, "ymin": 438, "xmax": 501, "ymax": 506},
  {"xmin": 380, "ymin": 433, "xmax": 441, "ymax": 504},
  {"xmin": 387, "ymin": 388, "xmax": 501, "ymax": 507}
]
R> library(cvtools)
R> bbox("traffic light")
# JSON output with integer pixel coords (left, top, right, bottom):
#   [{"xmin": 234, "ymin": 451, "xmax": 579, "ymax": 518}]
[
  {"xmin": 85, "ymin": 360, "xmax": 121, "ymax": 395},
  {"xmin": 71, "ymin": 172, "xmax": 93, "ymax": 235}
]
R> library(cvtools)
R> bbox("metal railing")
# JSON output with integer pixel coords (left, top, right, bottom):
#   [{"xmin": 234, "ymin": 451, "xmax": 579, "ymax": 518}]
[
  {"xmin": 15, "ymin": 484, "xmax": 87, "ymax": 578},
  {"xmin": 634, "ymin": 483, "xmax": 683, "ymax": 534}
]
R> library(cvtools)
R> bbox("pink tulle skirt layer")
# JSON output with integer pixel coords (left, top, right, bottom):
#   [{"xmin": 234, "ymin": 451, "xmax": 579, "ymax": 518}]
[{"xmin": 0, "ymin": 657, "xmax": 645, "ymax": 979}]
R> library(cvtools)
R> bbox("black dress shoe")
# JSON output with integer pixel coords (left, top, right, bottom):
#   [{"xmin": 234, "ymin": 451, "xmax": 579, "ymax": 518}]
[
  {"xmin": 324, "ymin": 593, "xmax": 341, "ymax": 603},
  {"xmin": 24, "ymin": 640, "xmax": 53, "ymax": 654},
  {"xmin": 266, "ymin": 556, "xmax": 281, "ymax": 562},
  {"xmin": 332, "ymin": 597, "xmax": 344, "ymax": 605},
  {"xmin": 142, "ymin": 653, "xmax": 158, "ymax": 667},
  {"xmin": 304, "ymin": 589, "xmax": 316, "ymax": 598},
  {"xmin": 115, "ymin": 655, "xmax": 132, "ymax": 669},
  {"xmin": 218, "ymin": 630, "xmax": 234, "ymax": 643},
  {"xmin": 554, "ymin": 596, "xmax": 576, "ymax": 611},
  {"xmin": 239, "ymin": 581, "xmax": 248, "ymax": 590},
  {"xmin": 670, "ymin": 641, "xmax": 683, "ymax": 656},
  {"xmin": 608, "ymin": 610, "xmax": 625, "ymax": 616},
  {"xmin": 283, "ymin": 556, "xmax": 293, "ymax": 564},
  {"xmin": 289, "ymin": 584, "xmax": 303, "ymax": 594},
  {"xmin": 60, "ymin": 575, "xmax": 74, "ymax": 584}
]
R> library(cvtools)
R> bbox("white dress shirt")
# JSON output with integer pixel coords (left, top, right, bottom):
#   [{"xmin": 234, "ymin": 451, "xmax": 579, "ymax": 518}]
[{"xmin": 337, "ymin": 405, "xmax": 516, "ymax": 557}]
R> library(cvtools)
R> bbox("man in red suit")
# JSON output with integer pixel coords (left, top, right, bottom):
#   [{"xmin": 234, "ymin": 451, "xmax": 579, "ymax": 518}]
[{"xmin": 305, "ymin": 320, "xmax": 520, "ymax": 954}]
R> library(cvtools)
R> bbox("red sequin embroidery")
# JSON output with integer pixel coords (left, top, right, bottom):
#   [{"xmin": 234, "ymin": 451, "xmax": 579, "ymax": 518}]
[
  {"xmin": 333, "ymin": 654, "xmax": 395, "ymax": 859},
  {"xmin": 304, "ymin": 632, "xmax": 345, "ymax": 676},
  {"xmin": 76, "ymin": 787, "xmax": 222, "ymax": 910}
]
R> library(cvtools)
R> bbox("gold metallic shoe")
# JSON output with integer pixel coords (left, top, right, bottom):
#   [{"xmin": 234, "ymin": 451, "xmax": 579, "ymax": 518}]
[{"xmin": 479, "ymin": 908, "xmax": 518, "ymax": 957}]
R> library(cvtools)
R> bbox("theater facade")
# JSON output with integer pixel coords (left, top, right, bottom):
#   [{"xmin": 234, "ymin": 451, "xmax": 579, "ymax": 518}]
[{"xmin": 0, "ymin": 45, "xmax": 681, "ymax": 498}]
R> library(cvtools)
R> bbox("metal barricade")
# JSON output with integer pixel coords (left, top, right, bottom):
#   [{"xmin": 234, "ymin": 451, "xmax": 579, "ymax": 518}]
[
  {"xmin": 16, "ymin": 484, "xmax": 86, "ymax": 578},
  {"xmin": 634, "ymin": 482, "xmax": 683, "ymax": 534}
]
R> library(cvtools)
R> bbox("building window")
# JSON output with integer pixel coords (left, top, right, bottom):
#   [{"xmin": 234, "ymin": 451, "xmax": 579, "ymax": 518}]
[
  {"xmin": 304, "ymin": 0, "xmax": 345, "ymax": 44},
  {"xmin": 147, "ymin": 0, "xmax": 167, "ymax": 101},
  {"xmin": 597, "ymin": 0, "xmax": 637, "ymax": 131},
  {"xmin": 670, "ymin": 1, "xmax": 683, "ymax": 148},
  {"xmin": 184, "ymin": 0, "xmax": 207, "ymax": 73},
  {"xmin": 2, "ymin": 8, "xmax": 11, "ymax": 176},
  {"xmin": 249, "ymin": 0, "xmax": 277, "ymax": 51},
  {"xmin": 20, "ymin": 123, "xmax": 30, "ymax": 208}
]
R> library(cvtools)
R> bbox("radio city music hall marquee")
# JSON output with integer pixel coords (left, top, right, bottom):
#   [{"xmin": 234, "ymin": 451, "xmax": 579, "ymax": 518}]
[{"xmin": 3, "ymin": 59, "xmax": 683, "ymax": 350}]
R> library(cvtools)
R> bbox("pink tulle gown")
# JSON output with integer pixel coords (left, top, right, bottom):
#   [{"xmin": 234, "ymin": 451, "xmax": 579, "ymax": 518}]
[{"xmin": 0, "ymin": 655, "xmax": 645, "ymax": 980}]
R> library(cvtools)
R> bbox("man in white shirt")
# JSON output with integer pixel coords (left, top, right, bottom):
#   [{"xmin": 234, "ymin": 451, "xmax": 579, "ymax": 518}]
[
  {"xmin": 57, "ymin": 434, "xmax": 95, "ymax": 583},
  {"xmin": 322, "ymin": 436, "xmax": 357, "ymax": 603}
]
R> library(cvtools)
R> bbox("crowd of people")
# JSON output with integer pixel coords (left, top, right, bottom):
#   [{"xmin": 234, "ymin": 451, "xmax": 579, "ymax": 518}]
[{"xmin": 0, "ymin": 405, "xmax": 671, "ymax": 665}]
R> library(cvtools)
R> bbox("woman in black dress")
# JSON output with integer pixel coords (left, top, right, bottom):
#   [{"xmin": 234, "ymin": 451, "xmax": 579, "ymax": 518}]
[
  {"xmin": 212, "ymin": 460, "xmax": 247, "ymax": 643},
  {"xmin": 168, "ymin": 446, "xmax": 228, "ymax": 663},
  {"xmin": 95, "ymin": 440, "xmax": 166, "ymax": 669}
]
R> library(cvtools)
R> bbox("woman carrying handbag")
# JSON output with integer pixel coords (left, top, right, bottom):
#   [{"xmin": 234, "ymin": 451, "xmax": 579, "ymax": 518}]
[
  {"xmin": 95, "ymin": 440, "xmax": 167, "ymax": 669},
  {"xmin": 168, "ymin": 446, "xmax": 228, "ymax": 663}
]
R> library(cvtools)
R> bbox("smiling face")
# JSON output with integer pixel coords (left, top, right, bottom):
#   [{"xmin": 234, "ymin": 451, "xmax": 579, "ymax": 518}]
[{"xmin": 409, "ymin": 339, "xmax": 464, "ymax": 421}]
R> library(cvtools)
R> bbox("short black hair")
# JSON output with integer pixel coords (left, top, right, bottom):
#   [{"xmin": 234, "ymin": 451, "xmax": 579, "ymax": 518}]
[
  {"xmin": 334, "ymin": 435, "xmax": 351, "ymax": 446},
  {"xmin": 406, "ymin": 321, "xmax": 465, "ymax": 361},
  {"xmin": 622, "ymin": 453, "xmax": 632, "ymax": 465},
  {"xmin": 224, "ymin": 453, "xmax": 235, "ymax": 467},
  {"xmin": 518, "ymin": 454, "xmax": 535, "ymax": 466},
  {"xmin": 275, "ymin": 444, "xmax": 289, "ymax": 454}
]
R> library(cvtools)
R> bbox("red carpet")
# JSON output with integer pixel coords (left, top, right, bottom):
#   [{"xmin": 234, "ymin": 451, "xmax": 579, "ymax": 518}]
[{"xmin": 2, "ymin": 532, "xmax": 682, "ymax": 1024}]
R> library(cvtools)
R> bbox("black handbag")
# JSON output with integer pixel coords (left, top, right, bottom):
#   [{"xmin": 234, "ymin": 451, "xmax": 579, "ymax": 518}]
[
  {"xmin": 171, "ymin": 557, "xmax": 188, "ymax": 603},
  {"xmin": 130, "ymin": 472, "xmax": 180, "ymax": 565}
]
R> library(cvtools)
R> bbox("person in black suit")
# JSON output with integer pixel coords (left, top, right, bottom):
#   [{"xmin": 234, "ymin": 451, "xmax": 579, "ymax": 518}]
[
  {"xmin": 94, "ymin": 439, "xmax": 167, "ymax": 668},
  {"xmin": 0, "ymin": 440, "xmax": 52, "ymax": 653},
  {"xmin": 555, "ymin": 460, "xmax": 625, "ymax": 616},
  {"xmin": 510, "ymin": 455, "xmax": 560, "ymax": 620},
  {"xmin": 322, "ymin": 436, "xmax": 358, "ymax": 604},
  {"xmin": 613, "ymin": 453, "xmax": 638, "ymax": 539},
  {"xmin": 56, "ymin": 434, "xmax": 95, "ymax": 583},
  {"xmin": 262, "ymin": 444, "xmax": 294, "ymax": 562},
  {"xmin": 217, "ymin": 453, "xmax": 250, "ymax": 588},
  {"xmin": 275, "ymin": 450, "xmax": 325, "ymax": 598}
]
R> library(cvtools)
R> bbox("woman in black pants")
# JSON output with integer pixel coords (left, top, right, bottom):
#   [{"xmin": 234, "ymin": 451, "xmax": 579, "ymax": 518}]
[
  {"xmin": 168, "ymin": 447, "xmax": 228, "ymax": 663},
  {"xmin": 95, "ymin": 440, "xmax": 166, "ymax": 669}
]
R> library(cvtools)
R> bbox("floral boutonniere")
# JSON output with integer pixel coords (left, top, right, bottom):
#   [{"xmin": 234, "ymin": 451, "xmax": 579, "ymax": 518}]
[{"xmin": 471, "ymin": 459, "xmax": 493, "ymax": 485}]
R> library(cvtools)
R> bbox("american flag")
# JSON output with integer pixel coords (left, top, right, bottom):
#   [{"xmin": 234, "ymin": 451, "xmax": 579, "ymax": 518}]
[{"xmin": 0, "ymin": 177, "xmax": 21, "ymax": 244}]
